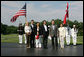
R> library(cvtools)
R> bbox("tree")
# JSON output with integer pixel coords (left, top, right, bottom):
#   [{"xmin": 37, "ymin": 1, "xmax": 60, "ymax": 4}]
[{"xmin": 1, "ymin": 19, "xmax": 83, "ymax": 36}]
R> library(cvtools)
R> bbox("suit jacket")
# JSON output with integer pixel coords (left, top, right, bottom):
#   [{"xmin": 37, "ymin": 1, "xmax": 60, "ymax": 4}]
[
  {"xmin": 65, "ymin": 27, "xmax": 71, "ymax": 36},
  {"xmin": 49, "ymin": 25, "xmax": 58, "ymax": 37},
  {"xmin": 41, "ymin": 25, "xmax": 49, "ymax": 36},
  {"xmin": 34, "ymin": 26, "xmax": 42, "ymax": 35},
  {"xmin": 18, "ymin": 26, "xmax": 24, "ymax": 35},
  {"xmin": 58, "ymin": 27, "xmax": 66, "ymax": 38},
  {"xmin": 71, "ymin": 28, "xmax": 78, "ymax": 37},
  {"xmin": 30, "ymin": 24, "xmax": 36, "ymax": 35}
]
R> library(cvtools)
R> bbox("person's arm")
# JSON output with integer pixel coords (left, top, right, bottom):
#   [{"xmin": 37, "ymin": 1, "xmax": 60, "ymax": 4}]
[
  {"xmin": 21, "ymin": 26, "xmax": 24, "ymax": 32},
  {"xmin": 76, "ymin": 29, "xmax": 78, "ymax": 33},
  {"xmin": 70, "ymin": 28, "xmax": 73, "ymax": 36},
  {"xmin": 63, "ymin": 27, "xmax": 66, "ymax": 38},
  {"xmin": 24, "ymin": 26, "xmax": 27, "ymax": 34},
  {"xmin": 49, "ymin": 26, "xmax": 51, "ymax": 37},
  {"xmin": 56, "ymin": 25, "xmax": 58, "ymax": 36},
  {"xmin": 26, "ymin": 27, "xmax": 31, "ymax": 35},
  {"xmin": 57, "ymin": 28, "xmax": 59, "ymax": 38},
  {"xmin": 58, "ymin": 28, "xmax": 60, "ymax": 37},
  {"xmin": 41, "ymin": 26, "xmax": 43, "ymax": 36},
  {"xmin": 69, "ymin": 28, "xmax": 71, "ymax": 35},
  {"xmin": 24, "ymin": 26, "xmax": 25, "ymax": 33},
  {"xmin": 30, "ymin": 27, "xmax": 32, "ymax": 33},
  {"xmin": 39, "ymin": 25, "xmax": 43, "ymax": 37},
  {"xmin": 34, "ymin": 26, "xmax": 36, "ymax": 35},
  {"xmin": 47, "ymin": 25, "xmax": 49, "ymax": 35}
]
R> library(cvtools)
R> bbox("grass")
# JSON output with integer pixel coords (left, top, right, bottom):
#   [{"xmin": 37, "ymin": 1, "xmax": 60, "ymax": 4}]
[
  {"xmin": 1, "ymin": 34, "xmax": 83, "ymax": 44},
  {"xmin": 1, "ymin": 34, "xmax": 22, "ymax": 43},
  {"xmin": 65, "ymin": 36, "xmax": 83, "ymax": 45}
]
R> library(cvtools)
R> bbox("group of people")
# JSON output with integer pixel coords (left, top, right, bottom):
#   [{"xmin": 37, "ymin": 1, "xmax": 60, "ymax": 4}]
[{"xmin": 17, "ymin": 19, "xmax": 78, "ymax": 49}]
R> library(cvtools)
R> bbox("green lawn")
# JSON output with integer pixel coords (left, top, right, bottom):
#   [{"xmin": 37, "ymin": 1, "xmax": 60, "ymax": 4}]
[
  {"xmin": 65, "ymin": 36, "xmax": 83, "ymax": 45},
  {"xmin": 1, "ymin": 34, "xmax": 83, "ymax": 44},
  {"xmin": 1, "ymin": 34, "xmax": 21, "ymax": 43}
]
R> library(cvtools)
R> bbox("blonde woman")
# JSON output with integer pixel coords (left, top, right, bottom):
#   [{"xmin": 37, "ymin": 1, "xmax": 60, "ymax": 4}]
[{"xmin": 24, "ymin": 22, "xmax": 32, "ymax": 48}]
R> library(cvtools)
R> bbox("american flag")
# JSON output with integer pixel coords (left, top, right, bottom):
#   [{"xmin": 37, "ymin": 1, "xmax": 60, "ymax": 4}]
[{"xmin": 10, "ymin": 3, "xmax": 26, "ymax": 22}]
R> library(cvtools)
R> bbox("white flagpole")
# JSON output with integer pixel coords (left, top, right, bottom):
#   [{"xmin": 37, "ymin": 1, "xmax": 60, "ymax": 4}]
[
  {"xmin": 25, "ymin": 2, "xmax": 27, "ymax": 23},
  {"xmin": 67, "ymin": 2, "xmax": 69, "ymax": 25}
]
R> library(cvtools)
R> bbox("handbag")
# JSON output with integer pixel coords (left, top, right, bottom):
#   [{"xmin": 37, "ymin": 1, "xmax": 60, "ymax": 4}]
[
  {"xmin": 48, "ymin": 35, "xmax": 51, "ymax": 40},
  {"xmin": 35, "ymin": 35, "xmax": 39, "ymax": 39}
]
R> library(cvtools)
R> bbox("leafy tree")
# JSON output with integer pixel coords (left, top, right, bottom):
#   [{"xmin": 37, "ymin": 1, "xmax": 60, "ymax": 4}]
[{"xmin": 1, "ymin": 19, "xmax": 83, "ymax": 36}]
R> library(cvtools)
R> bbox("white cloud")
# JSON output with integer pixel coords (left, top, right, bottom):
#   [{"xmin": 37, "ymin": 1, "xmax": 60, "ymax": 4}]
[
  {"xmin": 69, "ymin": 1, "xmax": 83, "ymax": 22},
  {"xmin": 1, "ymin": 1, "xmax": 83, "ymax": 26},
  {"xmin": 1, "ymin": 1, "xmax": 24, "ymax": 9},
  {"xmin": 27, "ymin": 3, "xmax": 65, "ymax": 21},
  {"xmin": 1, "ymin": 1, "xmax": 26, "ymax": 26},
  {"xmin": 41, "ymin": 4, "xmax": 52, "ymax": 8},
  {"xmin": 71, "ymin": 1, "xmax": 83, "ymax": 6}
]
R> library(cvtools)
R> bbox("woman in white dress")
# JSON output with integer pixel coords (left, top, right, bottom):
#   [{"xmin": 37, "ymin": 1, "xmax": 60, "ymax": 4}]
[{"xmin": 58, "ymin": 24, "xmax": 66, "ymax": 48}]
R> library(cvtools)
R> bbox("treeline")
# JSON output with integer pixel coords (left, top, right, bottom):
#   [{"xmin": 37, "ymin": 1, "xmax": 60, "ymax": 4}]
[
  {"xmin": 1, "ymin": 19, "xmax": 83, "ymax": 36},
  {"xmin": 1, "ymin": 23, "xmax": 18, "ymax": 34}
]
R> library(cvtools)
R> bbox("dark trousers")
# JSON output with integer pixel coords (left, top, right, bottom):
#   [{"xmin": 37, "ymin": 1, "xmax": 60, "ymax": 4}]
[
  {"xmin": 26, "ymin": 33, "xmax": 31, "ymax": 47},
  {"xmin": 52, "ymin": 35, "xmax": 58, "ymax": 48},
  {"xmin": 43, "ymin": 33, "xmax": 48, "ymax": 48},
  {"xmin": 30, "ymin": 34, "xmax": 35, "ymax": 48}
]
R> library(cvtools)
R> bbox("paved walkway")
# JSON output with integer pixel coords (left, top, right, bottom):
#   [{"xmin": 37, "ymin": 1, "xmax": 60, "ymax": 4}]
[{"xmin": 1, "ymin": 43, "xmax": 83, "ymax": 56}]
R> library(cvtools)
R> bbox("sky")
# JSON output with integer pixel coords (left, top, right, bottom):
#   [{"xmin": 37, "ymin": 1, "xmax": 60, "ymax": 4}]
[{"xmin": 1, "ymin": 1, "xmax": 83, "ymax": 26}]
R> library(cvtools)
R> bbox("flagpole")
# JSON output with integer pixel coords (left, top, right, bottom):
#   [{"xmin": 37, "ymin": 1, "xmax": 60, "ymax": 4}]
[
  {"xmin": 66, "ymin": 2, "xmax": 69, "ymax": 27},
  {"xmin": 68, "ymin": 2, "xmax": 69, "ymax": 27},
  {"xmin": 25, "ymin": 15, "xmax": 27, "ymax": 23},
  {"xmin": 67, "ymin": 2, "xmax": 70, "ymax": 35},
  {"xmin": 25, "ymin": 2, "xmax": 27, "ymax": 23}
]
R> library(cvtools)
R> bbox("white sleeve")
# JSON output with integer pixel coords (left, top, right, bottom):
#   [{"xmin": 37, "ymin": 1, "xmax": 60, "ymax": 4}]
[
  {"xmin": 58, "ymin": 28, "xmax": 59, "ymax": 31},
  {"xmin": 71, "ymin": 29, "xmax": 73, "ymax": 35},
  {"xmin": 77, "ymin": 29, "xmax": 78, "ymax": 33},
  {"xmin": 29, "ymin": 27, "xmax": 32, "ymax": 33},
  {"xmin": 64, "ymin": 27, "xmax": 66, "ymax": 37},
  {"xmin": 70, "ymin": 28, "xmax": 71, "ymax": 35},
  {"xmin": 24, "ymin": 26, "xmax": 25, "ymax": 33},
  {"xmin": 24, "ymin": 26, "xmax": 27, "ymax": 33}
]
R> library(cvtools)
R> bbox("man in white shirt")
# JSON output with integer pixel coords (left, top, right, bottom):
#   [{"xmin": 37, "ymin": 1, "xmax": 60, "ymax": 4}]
[
  {"xmin": 30, "ymin": 20, "xmax": 36, "ymax": 48},
  {"xmin": 41, "ymin": 20, "xmax": 49, "ymax": 49}
]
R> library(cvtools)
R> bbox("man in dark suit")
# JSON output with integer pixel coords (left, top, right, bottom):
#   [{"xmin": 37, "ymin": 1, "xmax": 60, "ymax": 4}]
[
  {"xmin": 30, "ymin": 20, "xmax": 36, "ymax": 48},
  {"xmin": 41, "ymin": 20, "xmax": 49, "ymax": 49},
  {"xmin": 49, "ymin": 19, "xmax": 58, "ymax": 48}
]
